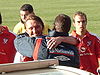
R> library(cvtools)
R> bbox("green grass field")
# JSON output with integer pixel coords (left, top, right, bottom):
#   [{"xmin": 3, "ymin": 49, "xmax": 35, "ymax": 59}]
[{"xmin": 0, "ymin": 0, "xmax": 100, "ymax": 36}]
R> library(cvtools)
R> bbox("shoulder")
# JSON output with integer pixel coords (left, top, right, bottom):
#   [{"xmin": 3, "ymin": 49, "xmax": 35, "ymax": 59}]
[
  {"xmin": 14, "ymin": 33, "xmax": 34, "ymax": 47},
  {"xmin": 14, "ymin": 22, "xmax": 24, "ymax": 28},
  {"xmin": 15, "ymin": 32, "xmax": 35, "ymax": 43},
  {"xmin": 90, "ymin": 32, "xmax": 100, "ymax": 39},
  {"xmin": 9, "ymin": 30, "xmax": 16, "ymax": 35},
  {"xmin": 14, "ymin": 34, "xmax": 35, "ymax": 57},
  {"xmin": 7, "ymin": 31, "xmax": 16, "ymax": 38},
  {"xmin": 1, "ymin": 26, "xmax": 16, "ymax": 37},
  {"xmin": 16, "ymin": 22, "xmax": 24, "ymax": 26},
  {"xmin": 16, "ymin": 33, "xmax": 29, "ymax": 39},
  {"xmin": 1, "ymin": 25, "xmax": 9, "ymax": 31},
  {"xmin": 88, "ymin": 32, "xmax": 100, "ymax": 40}
]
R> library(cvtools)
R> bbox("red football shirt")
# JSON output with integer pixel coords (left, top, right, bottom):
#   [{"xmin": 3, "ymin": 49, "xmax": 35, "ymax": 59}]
[
  {"xmin": 0, "ymin": 26, "xmax": 16, "ymax": 64},
  {"xmin": 71, "ymin": 30, "xmax": 100, "ymax": 75}
]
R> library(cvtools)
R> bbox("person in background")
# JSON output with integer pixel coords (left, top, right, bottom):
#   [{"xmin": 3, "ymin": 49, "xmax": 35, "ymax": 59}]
[
  {"xmin": 13, "ymin": 4, "xmax": 51, "ymax": 35},
  {"xmin": 0, "ymin": 13, "xmax": 16, "ymax": 64},
  {"xmin": 71, "ymin": 11, "xmax": 100, "ymax": 75},
  {"xmin": 48, "ymin": 14, "xmax": 79, "ymax": 68},
  {"xmin": 13, "ymin": 4, "xmax": 35, "ymax": 35}
]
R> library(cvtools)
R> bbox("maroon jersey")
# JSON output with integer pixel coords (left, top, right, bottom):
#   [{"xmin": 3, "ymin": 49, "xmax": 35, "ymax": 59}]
[
  {"xmin": 71, "ymin": 30, "xmax": 100, "ymax": 75},
  {"xmin": 0, "ymin": 26, "xmax": 16, "ymax": 64}
]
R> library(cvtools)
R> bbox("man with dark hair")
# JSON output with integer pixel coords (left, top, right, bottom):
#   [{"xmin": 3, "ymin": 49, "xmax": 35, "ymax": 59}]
[
  {"xmin": 48, "ymin": 14, "xmax": 79, "ymax": 68},
  {"xmin": 13, "ymin": 4, "xmax": 35, "ymax": 35},
  {"xmin": 20, "ymin": 4, "xmax": 33, "ymax": 13},
  {"xmin": 53, "ymin": 14, "xmax": 71, "ymax": 33},
  {"xmin": 0, "ymin": 13, "xmax": 16, "ymax": 64},
  {"xmin": 19, "ymin": 4, "xmax": 34, "ymax": 24},
  {"xmin": 13, "ymin": 4, "xmax": 51, "ymax": 35}
]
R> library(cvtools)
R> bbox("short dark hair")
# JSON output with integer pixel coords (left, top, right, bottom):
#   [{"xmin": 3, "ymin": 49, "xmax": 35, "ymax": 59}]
[
  {"xmin": 20, "ymin": 4, "xmax": 33, "ymax": 13},
  {"xmin": 53, "ymin": 14, "xmax": 71, "ymax": 33},
  {"xmin": 0, "ymin": 13, "xmax": 2, "ymax": 24},
  {"xmin": 25, "ymin": 13, "xmax": 44, "ymax": 30}
]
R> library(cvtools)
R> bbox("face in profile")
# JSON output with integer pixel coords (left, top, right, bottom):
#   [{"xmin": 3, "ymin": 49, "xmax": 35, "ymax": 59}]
[
  {"xmin": 20, "ymin": 10, "xmax": 30, "ymax": 22},
  {"xmin": 73, "ymin": 15, "xmax": 87, "ymax": 32},
  {"xmin": 25, "ymin": 20, "xmax": 43, "ymax": 37}
]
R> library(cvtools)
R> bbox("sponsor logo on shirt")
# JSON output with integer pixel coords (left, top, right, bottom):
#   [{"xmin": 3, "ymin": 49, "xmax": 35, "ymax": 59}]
[
  {"xmin": 54, "ymin": 55, "xmax": 71, "ymax": 61},
  {"xmin": 80, "ymin": 53, "xmax": 93, "ymax": 56},
  {"xmin": 50, "ymin": 48, "xmax": 74, "ymax": 56}
]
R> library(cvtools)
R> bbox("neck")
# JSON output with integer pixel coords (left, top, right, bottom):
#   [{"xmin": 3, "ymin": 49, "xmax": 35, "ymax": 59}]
[{"xmin": 76, "ymin": 30, "xmax": 86, "ymax": 38}]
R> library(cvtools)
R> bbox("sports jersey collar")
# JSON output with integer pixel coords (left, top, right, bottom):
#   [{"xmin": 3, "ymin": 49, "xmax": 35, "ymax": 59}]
[{"xmin": 71, "ymin": 30, "xmax": 90, "ymax": 39}]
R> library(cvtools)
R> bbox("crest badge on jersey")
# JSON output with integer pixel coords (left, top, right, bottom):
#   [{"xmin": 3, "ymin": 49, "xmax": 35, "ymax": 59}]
[{"xmin": 3, "ymin": 38, "xmax": 8, "ymax": 44}]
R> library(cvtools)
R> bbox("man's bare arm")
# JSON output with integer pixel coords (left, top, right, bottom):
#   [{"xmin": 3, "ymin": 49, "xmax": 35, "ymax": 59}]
[{"xmin": 46, "ymin": 36, "xmax": 78, "ymax": 49}]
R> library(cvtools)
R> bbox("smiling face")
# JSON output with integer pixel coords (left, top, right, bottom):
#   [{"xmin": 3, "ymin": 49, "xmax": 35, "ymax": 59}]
[
  {"xmin": 73, "ymin": 15, "xmax": 87, "ymax": 33},
  {"xmin": 25, "ymin": 20, "xmax": 43, "ymax": 37}
]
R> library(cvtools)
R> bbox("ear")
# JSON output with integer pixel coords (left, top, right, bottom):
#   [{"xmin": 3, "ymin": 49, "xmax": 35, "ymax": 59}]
[{"xmin": 73, "ymin": 22, "xmax": 76, "ymax": 27}]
